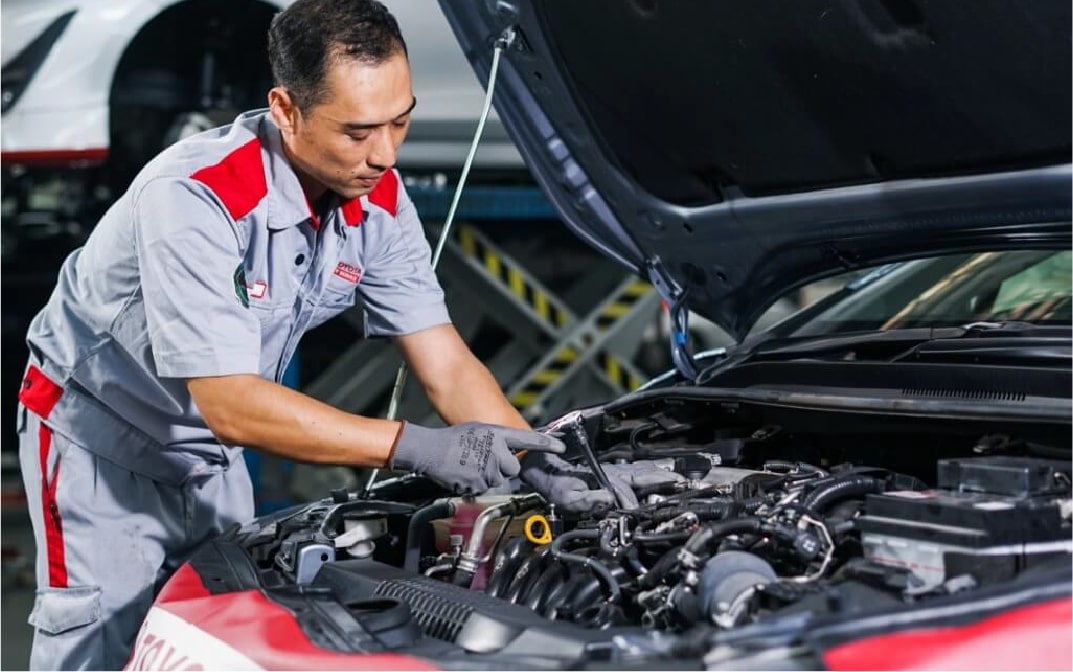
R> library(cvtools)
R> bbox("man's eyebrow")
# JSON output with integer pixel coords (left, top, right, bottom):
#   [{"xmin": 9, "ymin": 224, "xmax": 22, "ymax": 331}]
[{"xmin": 341, "ymin": 96, "xmax": 417, "ymax": 131}]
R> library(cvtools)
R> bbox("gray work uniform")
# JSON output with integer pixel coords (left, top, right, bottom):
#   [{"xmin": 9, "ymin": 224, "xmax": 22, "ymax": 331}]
[{"xmin": 17, "ymin": 109, "xmax": 450, "ymax": 670}]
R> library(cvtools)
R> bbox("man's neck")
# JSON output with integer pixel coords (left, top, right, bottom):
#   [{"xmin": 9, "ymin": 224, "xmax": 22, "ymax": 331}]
[
  {"xmin": 295, "ymin": 170, "xmax": 328, "ymax": 205},
  {"xmin": 278, "ymin": 131, "xmax": 329, "ymax": 204}
]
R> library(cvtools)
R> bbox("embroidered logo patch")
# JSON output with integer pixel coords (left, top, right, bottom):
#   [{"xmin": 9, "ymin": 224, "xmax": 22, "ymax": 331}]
[
  {"xmin": 333, "ymin": 262, "xmax": 362, "ymax": 284},
  {"xmin": 233, "ymin": 265, "xmax": 267, "ymax": 307},
  {"xmin": 233, "ymin": 265, "xmax": 248, "ymax": 308}
]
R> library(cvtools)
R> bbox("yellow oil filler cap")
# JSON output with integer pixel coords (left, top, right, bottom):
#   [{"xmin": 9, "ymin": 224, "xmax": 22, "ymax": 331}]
[{"xmin": 524, "ymin": 514, "xmax": 553, "ymax": 545}]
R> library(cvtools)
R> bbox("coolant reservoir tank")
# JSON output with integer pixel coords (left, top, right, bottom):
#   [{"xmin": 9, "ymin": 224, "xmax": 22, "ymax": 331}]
[
  {"xmin": 446, "ymin": 496, "xmax": 483, "ymax": 550},
  {"xmin": 433, "ymin": 495, "xmax": 528, "ymax": 589},
  {"xmin": 433, "ymin": 495, "xmax": 517, "ymax": 553}
]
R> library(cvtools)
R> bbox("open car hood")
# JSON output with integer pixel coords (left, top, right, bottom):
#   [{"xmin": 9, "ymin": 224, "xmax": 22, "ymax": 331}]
[{"xmin": 437, "ymin": 0, "xmax": 1072, "ymax": 340}]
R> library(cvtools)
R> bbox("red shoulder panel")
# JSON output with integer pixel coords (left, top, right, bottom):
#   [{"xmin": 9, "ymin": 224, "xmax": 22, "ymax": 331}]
[
  {"xmin": 190, "ymin": 138, "xmax": 267, "ymax": 221},
  {"xmin": 367, "ymin": 169, "xmax": 399, "ymax": 217}
]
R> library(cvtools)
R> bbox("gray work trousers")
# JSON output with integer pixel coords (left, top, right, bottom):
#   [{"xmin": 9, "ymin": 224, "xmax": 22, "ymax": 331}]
[{"xmin": 17, "ymin": 405, "xmax": 254, "ymax": 670}]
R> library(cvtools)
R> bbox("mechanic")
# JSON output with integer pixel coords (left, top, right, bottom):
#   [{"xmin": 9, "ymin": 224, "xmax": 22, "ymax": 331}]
[{"xmin": 11, "ymin": 1, "xmax": 595, "ymax": 669}]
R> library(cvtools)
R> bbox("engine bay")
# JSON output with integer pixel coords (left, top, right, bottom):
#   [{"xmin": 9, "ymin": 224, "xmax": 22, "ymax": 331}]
[{"xmin": 221, "ymin": 393, "xmax": 1072, "ymax": 667}]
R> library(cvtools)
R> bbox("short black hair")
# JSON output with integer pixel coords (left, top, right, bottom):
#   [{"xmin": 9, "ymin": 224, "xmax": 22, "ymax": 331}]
[{"xmin": 268, "ymin": 0, "xmax": 408, "ymax": 111}]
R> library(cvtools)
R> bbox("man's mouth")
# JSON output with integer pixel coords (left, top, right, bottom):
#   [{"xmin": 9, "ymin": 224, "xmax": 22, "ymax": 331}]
[{"xmin": 356, "ymin": 175, "xmax": 382, "ymax": 188}]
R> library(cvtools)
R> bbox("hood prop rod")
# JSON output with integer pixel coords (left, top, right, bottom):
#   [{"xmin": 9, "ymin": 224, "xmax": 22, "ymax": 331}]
[
  {"xmin": 646, "ymin": 257, "xmax": 700, "ymax": 382},
  {"xmin": 361, "ymin": 25, "xmax": 517, "ymax": 497}
]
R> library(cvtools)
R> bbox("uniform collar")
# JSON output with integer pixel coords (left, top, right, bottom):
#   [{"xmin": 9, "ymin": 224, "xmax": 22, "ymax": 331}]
[{"xmin": 259, "ymin": 113, "xmax": 366, "ymax": 231}]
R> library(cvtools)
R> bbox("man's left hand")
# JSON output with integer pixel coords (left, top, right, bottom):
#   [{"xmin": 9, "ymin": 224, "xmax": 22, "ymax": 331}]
[{"xmin": 520, "ymin": 452, "xmax": 684, "ymax": 513}]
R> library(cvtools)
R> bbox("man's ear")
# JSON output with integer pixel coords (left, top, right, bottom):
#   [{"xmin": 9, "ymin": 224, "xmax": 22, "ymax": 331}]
[{"xmin": 268, "ymin": 86, "xmax": 299, "ymax": 136}]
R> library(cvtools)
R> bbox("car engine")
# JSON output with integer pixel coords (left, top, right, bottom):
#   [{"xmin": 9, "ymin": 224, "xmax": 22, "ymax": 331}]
[{"xmin": 229, "ymin": 394, "xmax": 1072, "ymax": 666}]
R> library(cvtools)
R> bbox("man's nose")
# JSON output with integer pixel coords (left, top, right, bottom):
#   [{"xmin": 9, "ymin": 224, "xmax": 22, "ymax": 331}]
[{"xmin": 367, "ymin": 127, "xmax": 397, "ymax": 171}]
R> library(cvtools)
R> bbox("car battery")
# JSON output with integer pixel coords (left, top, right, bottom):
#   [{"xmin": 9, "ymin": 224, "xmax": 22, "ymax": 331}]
[{"xmin": 858, "ymin": 456, "xmax": 1071, "ymax": 592}]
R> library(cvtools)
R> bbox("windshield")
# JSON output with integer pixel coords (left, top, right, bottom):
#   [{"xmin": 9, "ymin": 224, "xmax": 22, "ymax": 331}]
[{"xmin": 775, "ymin": 250, "xmax": 1072, "ymax": 338}]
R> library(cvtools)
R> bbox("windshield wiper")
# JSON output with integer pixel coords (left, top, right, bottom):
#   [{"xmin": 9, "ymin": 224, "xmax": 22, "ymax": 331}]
[
  {"xmin": 897, "ymin": 322, "xmax": 1071, "ymax": 365},
  {"xmin": 697, "ymin": 322, "xmax": 1070, "ymax": 382},
  {"xmin": 742, "ymin": 322, "xmax": 1070, "ymax": 362}
]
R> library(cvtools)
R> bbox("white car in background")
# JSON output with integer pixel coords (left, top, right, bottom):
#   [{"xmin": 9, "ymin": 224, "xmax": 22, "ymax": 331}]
[
  {"xmin": 1, "ymin": 0, "xmax": 520, "ymax": 231},
  {"xmin": 2, "ymin": 0, "xmax": 287, "ymax": 242}
]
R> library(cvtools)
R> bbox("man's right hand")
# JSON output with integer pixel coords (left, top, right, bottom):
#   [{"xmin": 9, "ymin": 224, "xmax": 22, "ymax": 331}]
[{"xmin": 389, "ymin": 422, "xmax": 566, "ymax": 494}]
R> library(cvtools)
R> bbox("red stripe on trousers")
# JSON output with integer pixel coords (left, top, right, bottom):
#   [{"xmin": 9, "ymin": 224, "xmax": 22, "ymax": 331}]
[{"xmin": 38, "ymin": 423, "xmax": 67, "ymax": 588}]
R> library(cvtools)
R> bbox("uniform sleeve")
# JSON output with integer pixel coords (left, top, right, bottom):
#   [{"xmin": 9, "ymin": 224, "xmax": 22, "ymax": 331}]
[
  {"xmin": 132, "ymin": 177, "xmax": 261, "ymax": 378},
  {"xmin": 358, "ymin": 180, "xmax": 452, "ymax": 337}
]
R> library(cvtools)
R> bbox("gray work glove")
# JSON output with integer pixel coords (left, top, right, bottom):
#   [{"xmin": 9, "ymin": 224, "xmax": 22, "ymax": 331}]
[
  {"xmin": 520, "ymin": 452, "xmax": 685, "ymax": 513},
  {"xmin": 390, "ymin": 422, "xmax": 566, "ymax": 495}
]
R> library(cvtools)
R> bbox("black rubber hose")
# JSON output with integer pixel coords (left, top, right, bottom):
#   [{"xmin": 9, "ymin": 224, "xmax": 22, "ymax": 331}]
[
  {"xmin": 682, "ymin": 518, "xmax": 763, "ymax": 558},
  {"xmin": 639, "ymin": 546, "xmax": 683, "ymax": 590},
  {"xmin": 622, "ymin": 546, "xmax": 648, "ymax": 578},
  {"xmin": 404, "ymin": 498, "xmax": 454, "ymax": 573},
  {"xmin": 567, "ymin": 575, "xmax": 604, "ymax": 615},
  {"xmin": 550, "ymin": 529, "xmax": 622, "ymax": 604},
  {"xmin": 633, "ymin": 530, "xmax": 693, "ymax": 544},
  {"xmin": 634, "ymin": 482, "xmax": 685, "ymax": 498},
  {"xmin": 628, "ymin": 422, "xmax": 658, "ymax": 455},
  {"xmin": 643, "ymin": 519, "xmax": 767, "ymax": 590},
  {"xmin": 647, "ymin": 500, "xmax": 737, "ymax": 524},
  {"xmin": 801, "ymin": 475, "xmax": 884, "ymax": 514}
]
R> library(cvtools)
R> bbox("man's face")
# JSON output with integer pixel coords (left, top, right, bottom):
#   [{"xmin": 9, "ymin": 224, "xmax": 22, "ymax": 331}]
[{"xmin": 272, "ymin": 50, "xmax": 414, "ymax": 201}]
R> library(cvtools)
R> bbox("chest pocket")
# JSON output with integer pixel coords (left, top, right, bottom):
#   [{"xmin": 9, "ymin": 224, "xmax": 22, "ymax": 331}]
[{"xmin": 308, "ymin": 259, "xmax": 361, "ymax": 331}]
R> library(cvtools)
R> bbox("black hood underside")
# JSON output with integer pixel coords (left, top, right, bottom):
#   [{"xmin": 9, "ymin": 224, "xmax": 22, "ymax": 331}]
[{"xmin": 439, "ymin": 0, "xmax": 1072, "ymax": 338}]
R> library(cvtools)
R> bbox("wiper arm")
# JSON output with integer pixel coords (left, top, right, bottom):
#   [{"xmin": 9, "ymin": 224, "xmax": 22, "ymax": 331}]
[
  {"xmin": 958, "ymin": 320, "xmax": 1068, "ymax": 336},
  {"xmin": 744, "ymin": 322, "xmax": 1070, "ymax": 361},
  {"xmin": 746, "ymin": 328, "xmax": 957, "ymax": 359},
  {"xmin": 899, "ymin": 336, "xmax": 1072, "ymax": 365}
]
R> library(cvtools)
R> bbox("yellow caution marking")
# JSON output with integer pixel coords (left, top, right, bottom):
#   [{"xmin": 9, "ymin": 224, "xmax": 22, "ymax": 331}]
[
  {"xmin": 452, "ymin": 225, "xmax": 572, "ymax": 333},
  {"xmin": 453, "ymin": 226, "xmax": 653, "ymax": 415},
  {"xmin": 605, "ymin": 357, "xmax": 622, "ymax": 386},
  {"xmin": 510, "ymin": 391, "xmax": 540, "ymax": 408},
  {"xmin": 534, "ymin": 292, "xmax": 550, "ymax": 322},
  {"xmin": 483, "ymin": 249, "xmax": 501, "ymax": 277},
  {"xmin": 533, "ymin": 370, "xmax": 560, "ymax": 385},
  {"xmin": 507, "ymin": 267, "xmax": 525, "ymax": 299},
  {"xmin": 555, "ymin": 346, "xmax": 578, "ymax": 364},
  {"xmin": 595, "ymin": 281, "xmax": 654, "ymax": 330},
  {"xmin": 624, "ymin": 281, "xmax": 651, "ymax": 298},
  {"xmin": 458, "ymin": 227, "xmax": 478, "ymax": 257},
  {"xmin": 600, "ymin": 303, "xmax": 632, "ymax": 319}
]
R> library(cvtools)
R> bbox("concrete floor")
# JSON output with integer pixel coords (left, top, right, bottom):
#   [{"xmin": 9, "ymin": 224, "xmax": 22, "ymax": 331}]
[
  {"xmin": 1, "ymin": 502, "xmax": 37, "ymax": 671},
  {"xmin": 1, "ymin": 582, "xmax": 35, "ymax": 670}
]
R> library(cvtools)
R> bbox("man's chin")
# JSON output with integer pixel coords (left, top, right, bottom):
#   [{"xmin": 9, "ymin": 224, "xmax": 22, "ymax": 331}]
[{"xmin": 335, "ymin": 184, "xmax": 373, "ymax": 201}]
